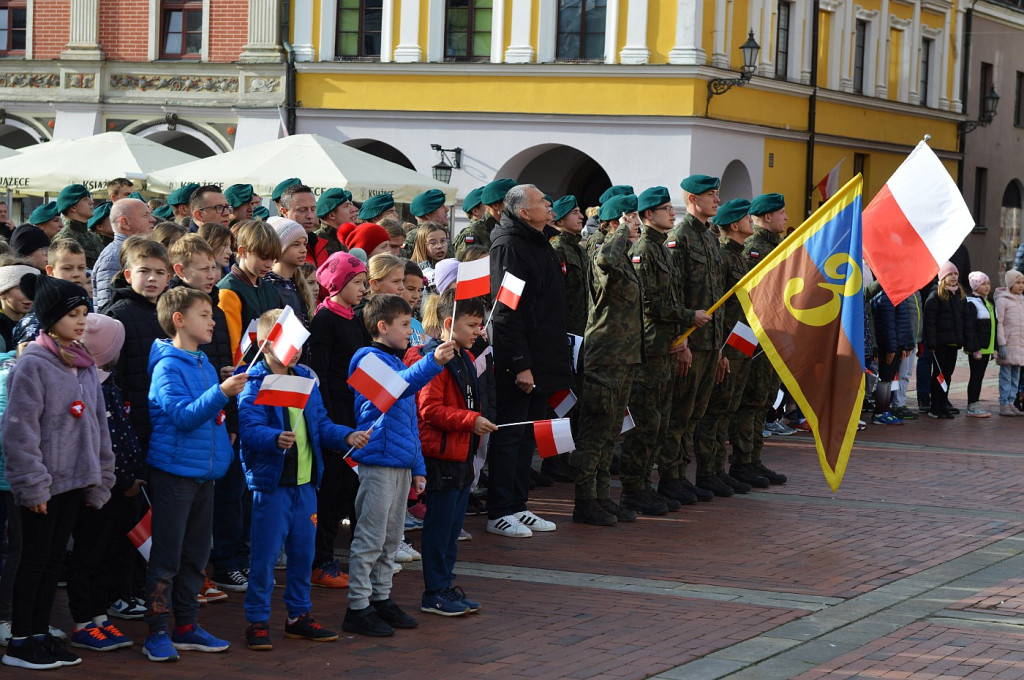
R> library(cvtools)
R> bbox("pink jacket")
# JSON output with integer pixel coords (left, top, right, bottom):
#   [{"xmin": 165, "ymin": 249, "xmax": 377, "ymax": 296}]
[{"xmin": 995, "ymin": 287, "xmax": 1024, "ymax": 366}]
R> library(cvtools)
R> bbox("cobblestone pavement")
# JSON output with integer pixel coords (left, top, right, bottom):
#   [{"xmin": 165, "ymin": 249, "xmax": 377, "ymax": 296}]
[{"xmin": 10, "ymin": 359, "xmax": 1024, "ymax": 679}]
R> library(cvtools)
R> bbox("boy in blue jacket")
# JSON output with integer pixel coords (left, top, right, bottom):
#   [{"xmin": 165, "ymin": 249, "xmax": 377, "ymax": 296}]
[
  {"xmin": 343, "ymin": 294, "xmax": 456, "ymax": 638},
  {"xmin": 143, "ymin": 287, "xmax": 248, "ymax": 662},
  {"xmin": 238, "ymin": 308, "xmax": 369, "ymax": 651}
]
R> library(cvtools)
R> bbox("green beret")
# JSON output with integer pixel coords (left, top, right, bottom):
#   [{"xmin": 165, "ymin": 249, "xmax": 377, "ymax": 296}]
[
  {"xmin": 543, "ymin": 193, "xmax": 553, "ymax": 205},
  {"xmin": 463, "ymin": 187, "xmax": 484, "ymax": 212},
  {"xmin": 680, "ymin": 174, "xmax": 721, "ymax": 195},
  {"xmin": 637, "ymin": 186, "xmax": 671, "ymax": 214},
  {"xmin": 253, "ymin": 205, "xmax": 270, "ymax": 219},
  {"xmin": 127, "ymin": 192, "xmax": 144, "ymax": 201},
  {"xmin": 56, "ymin": 184, "xmax": 91, "ymax": 213},
  {"xmin": 481, "ymin": 178, "xmax": 516, "ymax": 205},
  {"xmin": 167, "ymin": 182, "xmax": 199, "ymax": 206},
  {"xmin": 152, "ymin": 204, "xmax": 174, "ymax": 221},
  {"xmin": 749, "ymin": 192, "xmax": 786, "ymax": 216},
  {"xmin": 552, "ymin": 196, "xmax": 578, "ymax": 222},
  {"xmin": 598, "ymin": 194, "xmax": 637, "ymax": 221},
  {"xmin": 410, "ymin": 189, "xmax": 446, "ymax": 217},
  {"xmin": 30, "ymin": 201, "xmax": 59, "ymax": 225},
  {"xmin": 88, "ymin": 201, "xmax": 112, "ymax": 228},
  {"xmin": 272, "ymin": 178, "xmax": 302, "ymax": 202},
  {"xmin": 599, "ymin": 185, "xmax": 634, "ymax": 204},
  {"xmin": 358, "ymin": 192, "xmax": 395, "ymax": 220},
  {"xmin": 713, "ymin": 198, "xmax": 751, "ymax": 226},
  {"xmin": 224, "ymin": 183, "xmax": 254, "ymax": 208},
  {"xmin": 316, "ymin": 187, "xmax": 353, "ymax": 218}
]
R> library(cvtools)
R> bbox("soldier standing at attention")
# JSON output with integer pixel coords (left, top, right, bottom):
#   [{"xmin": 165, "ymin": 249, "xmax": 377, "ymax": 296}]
[
  {"xmin": 54, "ymin": 184, "xmax": 105, "ymax": 268},
  {"xmin": 660, "ymin": 175, "xmax": 725, "ymax": 502},
  {"xmin": 315, "ymin": 188, "xmax": 357, "ymax": 255},
  {"xmin": 585, "ymin": 186, "xmax": 633, "ymax": 260},
  {"xmin": 405, "ymin": 189, "xmax": 449, "ymax": 257},
  {"xmin": 167, "ymin": 183, "xmax": 200, "ymax": 230},
  {"xmin": 224, "ymin": 184, "xmax": 255, "ymax": 226},
  {"xmin": 271, "ymin": 178, "xmax": 302, "ymax": 217},
  {"xmin": 462, "ymin": 187, "xmax": 485, "ymax": 223},
  {"xmin": 453, "ymin": 179, "xmax": 515, "ymax": 259},
  {"xmin": 356, "ymin": 193, "xmax": 399, "ymax": 225},
  {"xmin": 728, "ymin": 193, "xmax": 789, "ymax": 486}
]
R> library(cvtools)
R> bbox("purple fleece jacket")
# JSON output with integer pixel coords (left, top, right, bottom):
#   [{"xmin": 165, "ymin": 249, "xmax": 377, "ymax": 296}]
[{"xmin": 1, "ymin": 342, "xmax": 115, "ymax": 508}]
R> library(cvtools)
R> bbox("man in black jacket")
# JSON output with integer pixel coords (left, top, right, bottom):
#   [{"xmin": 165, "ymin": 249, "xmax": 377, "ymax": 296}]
[{"xmin": 486, "ymin": 184, "xmax": 572, "ymax": 538}]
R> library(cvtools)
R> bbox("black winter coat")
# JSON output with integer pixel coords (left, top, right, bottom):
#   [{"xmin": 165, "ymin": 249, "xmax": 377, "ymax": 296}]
[
  {"xmin": 307, "ymin": 306, "xmax": 367, "ymax": 427},
  {"xmin": 489, "ymin": 209, "xmax": 572, "ymax": 391},
  {"xmin": 924, "ymin": 290, "xmax": 976, "ymax": 351}
]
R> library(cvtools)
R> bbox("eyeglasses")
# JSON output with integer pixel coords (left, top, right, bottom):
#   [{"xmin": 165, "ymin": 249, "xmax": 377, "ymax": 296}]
[
  {"xmin": 653, "ymin": 206, "xmax": 673, "ymax": 212},
  {"xmin": 427, "ymin": 239, "xmax": 449, "ymax": 247},
  {"xmin": 201, "ymin": 204, "xmax": 231, "ymax": 214}
]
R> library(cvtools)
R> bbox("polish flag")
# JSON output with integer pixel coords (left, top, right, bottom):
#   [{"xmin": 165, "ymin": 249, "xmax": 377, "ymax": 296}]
[
  {"xmin": 725, "ymin": 321, "xmax": 758, "ymax": 357},
  {"xmin": 534, "ymin": 418, "xmax": 575, "ymax": 459},
  {"xmin": 936, "ymin": 370, "xmax": 948, "ymax": 393},
  {"xmin": 816, "ymin": 159, "xmax": 844, "ymax": 201},
  {"xmin": 238, "ymin": 318, "xmax": 258, "ymax": 359},
  {"xmin": 621, "ymin": 409, "xmax": 635, "ymax": 434},
  {"xmin": 455, "ymin": 257, "xmax": 491, "ymax": 300},
  {"xmin": 254, "ymin": 373, "xmax": 316, "ymax": 409},
  {"xmin": 345, "ymin": 456, "xmax": 359, "ymax": 475},
  {"xmin": 862, "ymin": 141, "xmax": 974, "ymax": 305},
  {"xmin": 348, "ymin": 352, "xmax": 409, "ymax": 413},
  {"xmin": 496, "ymin": 271, "xmax": 526, "ymax": 310},
  {"xmin": 128, "ymin": 509, "xmax": 152, "ymax": 561},
  {"xmin": 266, "ymin": 306, "xmax": 310, "ymax": 365},
  {"xmin": 548, "ymin": 389, "xmax": 577, "ymax": 418}
]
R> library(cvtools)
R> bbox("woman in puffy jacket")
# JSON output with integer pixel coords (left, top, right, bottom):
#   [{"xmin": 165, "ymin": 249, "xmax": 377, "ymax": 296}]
[
  {"xmin": 923, "ymin": 262, "xmax": 976, "ymax": 419},
  {"xmin": 995, "ymin": 269, "xmax": 1024, "ymax": 416}
]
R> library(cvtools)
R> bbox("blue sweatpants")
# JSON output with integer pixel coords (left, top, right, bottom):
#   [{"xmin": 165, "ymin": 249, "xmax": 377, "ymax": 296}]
[
  {"xmin": 244, "ymin": 484, "xmax": 317, "ymax": 623},
  {"xmin": 421, "ymin": 486, "xmax": 471, "ymax": 594}
]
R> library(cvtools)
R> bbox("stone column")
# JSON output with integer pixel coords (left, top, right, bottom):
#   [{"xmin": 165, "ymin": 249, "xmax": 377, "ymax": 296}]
[
  {"xmin": 394, "ymin": 0, "xmax": 423, "ymax": 62},
  {"xmin": 505, "ymin": 0, "xmax": 534, "ymax": 63},
  {"xmin": 669, "ymin": 0, "xmax": 706, "ymax": 65},
  {"xmin": 291, "ymin": 0, "xmax": 315, "ymax": 61},
  {"xmin": 711, "ymin": 0, "xmax": 729, "ymax": 68},
  {"xmin": 240, "ymin": 0, "xmax": 285, "ymax": 62},
  {"xmin": 61, "ymin": 0, "xmax": 103, "ymax": 60},
  {"xmin": 619, "ymin": 0, "xmax": 650, "ymax": 64}
]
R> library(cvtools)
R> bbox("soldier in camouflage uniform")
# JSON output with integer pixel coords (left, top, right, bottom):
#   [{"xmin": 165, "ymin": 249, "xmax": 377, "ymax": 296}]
[
  {"xmin": 315, "ymin": 188, "xmax": 357, "ymax": 255},
  {"xmin": 452, "ymin": 178, "xmax": 514, "ymax": 258},
  {"xmin": 549, "ymin": 196, "xmax": 591, "ymax": 337},
  {"xmin": 729, "ymin": 193, "xmax": 789, "ymax": 486},
  {"xmin": 53, "ymin": 184, "xmax": 105, "ymax": 267},
  {"xmin": 694, "ymin": 199, "xmax": 769, "ymax": 492},
  {"xmin": 585, "ymin": 186, "xmax": 633, "ymax": 262},
  {"xmin": 619, "ymin": 187, "xmax": 697, "ymax": 517}
]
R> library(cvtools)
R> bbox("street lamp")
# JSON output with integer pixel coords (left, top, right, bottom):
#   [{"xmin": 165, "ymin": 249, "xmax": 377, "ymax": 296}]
[
  {"xmin": 706, "ymin": 30, "xmax": 761, "ymax": 114},
  {"xmin": 430, "ymin": 144, "xmax": 462, "ymax": 183},
  {"xmin": 959, "ymin": 86, "xmax": 1000, "ymax": 133}
]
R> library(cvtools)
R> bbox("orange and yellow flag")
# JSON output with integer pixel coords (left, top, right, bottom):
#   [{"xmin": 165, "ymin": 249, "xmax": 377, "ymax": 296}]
[{"xmin": 735, "ymin": 175, "xmax": 865, "ymax": 491}]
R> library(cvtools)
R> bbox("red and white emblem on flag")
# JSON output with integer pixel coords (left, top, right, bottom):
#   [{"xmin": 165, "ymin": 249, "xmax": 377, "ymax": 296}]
[
  {"xmin": 533, "ymin": 419, "xmax": 575, "ymax": 459},
  {"xmin": 266, "ymin": 305, "xmax": 310, "ymax": 365},
  {"xmin": 547, "ymin": 389, "xmax": 577, "ymax": 418},
  {"xmin": 455, "ymin": 257, "xmax": 490, "ymax": 300},
  {"xmin": 496, "ymin": 271, "xmax": 526, "ymax": 310},
  {"xmin": 128, "ymin": 509, "xmax": 153, "ymax": 561},
  {"xmin": 725, "ymin": 321, "xmax": 758, "ymax": 357},
  {"xmin": 254, "ymin": 373, "xmax": 316, "ymax": 409},
  {"xmin": 348, "ymin": 352, "xmax": 410, "ymax": 413}
]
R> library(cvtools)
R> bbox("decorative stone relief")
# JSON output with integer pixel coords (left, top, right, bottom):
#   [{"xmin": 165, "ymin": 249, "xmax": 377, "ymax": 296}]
[
  {"xmin": 246, "ymin": 76, "xmax": 281, "ymax": 93},
  {"xmin": 0, "ymin": 73, "xmax": 60, "ymax": 88},
  {"xmin": 108, "ymin": 74, "xmax": 239, "ymax": 93},
  {"xmin": 65, "ymin": 73, "xmax": 96, "ymax": 88}
]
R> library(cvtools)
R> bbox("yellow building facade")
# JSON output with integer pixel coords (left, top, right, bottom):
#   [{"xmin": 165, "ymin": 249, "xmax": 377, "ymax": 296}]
[{"xmin": 291, "ymin": 0, "xmax": 967, "ymax": 222}]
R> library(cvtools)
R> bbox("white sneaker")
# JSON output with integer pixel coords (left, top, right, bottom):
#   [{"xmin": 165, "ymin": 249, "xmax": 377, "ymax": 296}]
[
  {"xmin": 0, "ymin": 621, "xmax": 10, "ymax": 646},
  {"xmin": 395, "ymin": 540, "xmax": 421, "ymax": 563},
  {"xmin": 516, "ymin": 510, "xmax": 556, "ymax": 532},
  {"xmin": 457, "ymin": 529, "xmax": 472, "ymax": 541},
  {"xmin": 393, "ymin": 561, "xmax": 403, "ymax": 574},
  {"xmin": 48, "ymin": 626, "xmax": 66, "ymax": 640},
  {"xmin": 486, "ymin": 515, "xmax": 533, "ymax": 538}
]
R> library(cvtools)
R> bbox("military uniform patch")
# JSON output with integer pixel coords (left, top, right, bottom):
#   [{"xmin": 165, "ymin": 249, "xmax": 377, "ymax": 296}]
[
  {"xmin": 561, "ymin": 263, "xmax": 567, "ymax": 274},
  {"xmin": 465, "ymin": 236, "xmax": 475, "ymax": 243},
  {"xmin": 750, "ymin": 251, "xmax": 760, "ymax": 259},
  {"xmin": 631, "ymin": 255, "xmax": 641, "ymax": 264},
  {"xmin": 667, "ymin": 241, "xmax": 676, "ymax": 248}
]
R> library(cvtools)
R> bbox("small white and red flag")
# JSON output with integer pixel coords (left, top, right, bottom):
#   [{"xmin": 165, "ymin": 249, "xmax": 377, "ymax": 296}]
[
  {"xmin": 548, "ymin": 389, "xmax": 577, "ymax": 418},
  {"xmin": 239, "ymin": 318, "xmax": 258, "ymax": 358},
  {"xmin": 455, "ymin": 257, "xmax": 491, "ymax": 300},
  {"xmin": 266, "ymin": 305, "xmax": 310, "ymax": 365},
  {"xmin": 862, "ymin": 141, "xmax": 974, "ymax": 305},
  {"xmin": 534, "ymin": 418, "xmax": 575, "ymax": 459},
  {"xmin": 936, "ymin": 370, "xmax": 948, "ymax": 393},
  {"xmin": 816, "ymin": 158, "xmax": 844, "ymax": 201},
  {"xmin": 496, "ymin": 271, "xmax": 526, "ymax": 310},
  {"xmin": 345, "ymin": 456, "xmax": 359, "ymax": 475},
  {"xmin": 348, "ymin": 352, "xmax": 410, "ymax": 413},
  {"xmin": 254, "ymin": 373, "xmax": 316, "ymax": 410},
  {"xmin": 621, "ymin": 409, "xmax": 635, "ymax": 434},
  {"xmin": 725, "ymin": 321, "xmax": 758, "ymax": 357},
  {"xmin": 128, "ymin": 509, "xmax": 153, "ymax": 561}
]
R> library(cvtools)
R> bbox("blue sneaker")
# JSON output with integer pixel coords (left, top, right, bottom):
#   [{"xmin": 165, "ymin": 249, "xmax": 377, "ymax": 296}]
[
  {"xmin": 404, "ymin": 510, "xmax": 424, "ymax": 531},
  {"xmin": 421, "ymin": 588, "xmax": 470, "ymax": 617},
  {"xmin": 170, "ymin": 624, "xmax": 229, "ymax": 653},
  {"xmin": 448, "ymin": 586, "xmax": 480, "ymax": 613},
  {"xmin": 69, "ymin": 624, "xmax": 121, "ymax": 651},
  {"xmin": 872, "ymin": 411, "xmax": 904, "ymax": 425},
  {"xmin": 142, "ymin": 631, "xmax": 179, "ymax": 662}
]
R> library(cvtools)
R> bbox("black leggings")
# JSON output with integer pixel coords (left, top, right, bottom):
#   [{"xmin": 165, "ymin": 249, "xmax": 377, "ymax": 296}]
[{"xmin": 930, "ymin": 347, "xmax": 958, "ymax": 414}]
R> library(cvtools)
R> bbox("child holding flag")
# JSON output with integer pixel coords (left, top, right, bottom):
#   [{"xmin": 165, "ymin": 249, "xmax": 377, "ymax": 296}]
[
  {"xmin": 343, "ymin": 294, "xmax": 456, "ymax": 637},
  {"xmin": 404, "ymin": 290, "xmax": 495, "ymax": 615},
  {"xmin": 923, "ymin": 262, "xmax": 975, "ymax": 419},
  {"xmin": 237, "ymin": 308, "xmax": 370, "ymax": 650}
]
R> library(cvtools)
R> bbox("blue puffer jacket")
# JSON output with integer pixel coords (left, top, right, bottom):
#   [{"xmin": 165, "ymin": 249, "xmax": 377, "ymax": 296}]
[
  {"xmin": 147, "ymin": 339, "xmax": 232, "ymax": 481},
  {"xmin": 238, "ymin": 361, "xmax": 354, "ymax": 492},
  {"xmin": 872, "ymin": 290, "xmax": 912, "ymax": 354},
  {"xmin": 349, "ymin": 344, "xmax": 443, "ymax": 478}
]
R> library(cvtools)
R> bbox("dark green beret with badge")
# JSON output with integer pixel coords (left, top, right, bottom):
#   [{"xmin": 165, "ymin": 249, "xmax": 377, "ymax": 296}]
[
  {"xmin": 749, "ymin": 192, "xmax": 785, "ymax": 216},
  {"xmin": 679, "ymin": 174, "xmax": 721, "ymax": 195},
  {"xmin": 224, "ymin": 183, "xmax": 254, "ymax": 208},
  {"xmin": 481, "ymin": 178, "xmax": 516, "ymax": 205},
  {"xmin": 552, "ymin": 196, "xmax": 577, "ymax": 222},
  {"xmin": 598, "ymin": 194, "xmax": 637, "ymax": 221},
  {"xmin": 463, "ymin": 187, "xmax": 484, "ymax": 212},
  {"xmin": 56, "ymin": 184, "xmax": 91, "ymax": 213},
  {"xmin": 30, "ymin": 201, "xmax": 60, "ymax": 225},
  {"xmin": 599, "ymin": 185, "xmax": 633, "ymax": 204},
  {"xmin": 637, "ymin": 186, "xmax": 671, "ymax": 214},
  {"xmin": 410, "ymin": 189, "xmax": 446, "ymax": 217},
  {"xmin": 317, "ymin": 188, "xmax": 353, "ymax": 218},
  {"xmin": 358, "ymin": 192, "xmax": 395, "ymax": 220},
  {"xmin": 168, "ymin": 182, "xmax": 200, "ymax": 206},
  {"xmin": 713, "ymin": 198, "xmax": 751, "ymax": 226},
  {"xmin": 272, "ymin": 178, "xmax": 302, "ymax": 202}
]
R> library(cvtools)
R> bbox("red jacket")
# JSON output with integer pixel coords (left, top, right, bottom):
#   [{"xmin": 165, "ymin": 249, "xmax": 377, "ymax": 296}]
[
  {"xmin": 403, "ymin": 345, "xmax": 478, "ymax": 462},
  {"xmin": 305, "ymin": 233, "xmax": 330, "ymax": 268}
]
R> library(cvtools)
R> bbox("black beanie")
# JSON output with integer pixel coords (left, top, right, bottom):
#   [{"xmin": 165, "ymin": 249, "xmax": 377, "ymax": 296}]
[
  {"xmin": 10, "ymin": 225, "xmax": 51, "ymax": 258},
  {"xmin": 20, "ymin": 273, "xmax": 90, "ymax": 331}
]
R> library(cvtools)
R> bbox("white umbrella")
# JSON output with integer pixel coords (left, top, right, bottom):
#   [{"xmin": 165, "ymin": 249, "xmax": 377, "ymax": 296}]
[
  {"xmin": 0, "ymin": 146, "xmax": 20, "ymax": 161},
  {"xmin": 147, "ymin": 134, "xmax": 457, "ymax": 204},
  {"xmin": 0, "ymin": 132, "xmax": 197, "ymax": 194}
]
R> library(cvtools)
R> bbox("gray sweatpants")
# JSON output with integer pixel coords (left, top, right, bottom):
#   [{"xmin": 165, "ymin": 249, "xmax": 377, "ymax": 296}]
[{"xmin": 347, "ymin": 464, "xmax": 410, "ymax": 611}]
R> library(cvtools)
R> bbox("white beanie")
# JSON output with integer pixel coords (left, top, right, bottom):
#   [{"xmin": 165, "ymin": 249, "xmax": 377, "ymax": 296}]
[
  {"xmin": 266, "ymin": 216, "xmax": 307, "ymax": 250},
  {"xmin": 0, "ymin": 264, "xmax": 42, "ymax": 296}
]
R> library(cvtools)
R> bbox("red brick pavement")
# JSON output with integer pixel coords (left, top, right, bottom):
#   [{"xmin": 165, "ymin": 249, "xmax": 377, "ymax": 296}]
[{"xmin": 949, "ymin": 577, "xmax": 1024, "ymax": 618}]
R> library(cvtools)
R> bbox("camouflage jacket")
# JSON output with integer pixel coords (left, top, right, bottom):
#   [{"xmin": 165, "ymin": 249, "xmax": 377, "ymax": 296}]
[
  {"xmin": 719, "ymin": 236, "xmax": 751, "ymax": 361},
  {"xmin": 584, "ymin": 223, "xmax": 644, "ymax": 370},
  {"xmin": 453, "ymin": 212, "xmax": 497, "ymax": 259},
  {"xmin": 313, "ymin": 223, "xmax": 346, "ymax": 255},
  {"xmin": 630, "ymin": 227, "xmax": 693, "ymax": 357},
  {"xmin": 54, "ymin": 220, "xmax": 105, "ymax": 268},
  {"xmin": 742, "ymin": 226, "xmax": 782, "ymax": 268},
  {"xmin": 667, "ymin": 213, "xmax": 725, "ymax": 351},
  {"xmin": 550, "ymin": 230, "xmax": 591, "ymax": 336}
]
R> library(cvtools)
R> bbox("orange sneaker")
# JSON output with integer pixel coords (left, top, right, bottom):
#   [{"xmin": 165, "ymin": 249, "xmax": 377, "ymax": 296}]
[
  {"xmin": 198, "ymin": 577, "xmax": 229, "ymax": 604},
  {"xmin": 311, "ymin": 561, "xmax": 349, "ymax": 588}
]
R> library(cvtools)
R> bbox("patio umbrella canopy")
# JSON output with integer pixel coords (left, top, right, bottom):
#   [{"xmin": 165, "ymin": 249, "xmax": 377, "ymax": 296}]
[
  {"xmin": 147, "ymin": 134, "xmax": 457, "ymax": 204},
  {"xmin": 0, "ymin": 132, "xmax": 197, "ymax": 194},
  {"xmin": 0, "ymin": 146, "xmax": 20, "ymax": 161}
]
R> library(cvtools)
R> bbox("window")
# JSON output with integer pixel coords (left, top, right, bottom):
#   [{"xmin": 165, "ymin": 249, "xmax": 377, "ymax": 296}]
[
  {"xmin": 853, "ymin": 20, "xmax": 867, "ymax": 94},
  {"xmin": 919, "ymin": 37, "xmax": 932, "ymax": 106},
  {"xmin": 980, "ymin": 62, "xmax": 994, "ymax": 119},
  {"xmin": 0, "ymin": 1, "xmax": 27, "ymax": 55},
  {"xmin": 975, "ymin": 166, "xmax": 989, "ymax": 230},
  {"xmin": 337, "ymin": 0, "xmax": 383, "ymax": 59},
  {"xmin": 853, "ymin": 152, "xmax": 868, "ymax": 187},
  {"xmin": 775, "ymin": 2, "xmax": 791, "ymax": 80},
  {"xmin": 445, "ymin": 0, "xmax": 492, "ymax": 61},
  {"xmin": 557, "ymin": 0, "xmax": 606, "ymax": 61},
  {"xmin": 161, "ymin": 0, "xmax": 202, "ymax": 59},
  {"xmin": 1015, "ymin": 72, "xmax": 1024, "ymax": 127}
]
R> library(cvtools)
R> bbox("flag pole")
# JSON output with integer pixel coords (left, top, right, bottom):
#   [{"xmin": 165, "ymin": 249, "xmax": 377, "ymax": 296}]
[
  {"xmin": 343, "ymin": 411, "xmax": 386, "ymax": 456},
  {"xmin": 243, "ymin": 337, "xmax": 271, "ymax": 374},
  {"xmin": 496, "ymin": 420, "xmax": 535, "ymax": 428}
]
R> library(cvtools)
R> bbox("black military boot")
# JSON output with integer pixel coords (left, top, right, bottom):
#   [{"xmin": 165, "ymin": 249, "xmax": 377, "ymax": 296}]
[
  {"xmin": 752, "ymin": 461, "xmax": 787, "ymax": 485},
  {"xmin": 651, "ymin": 488, "xmax": 681, "ymax": 511},
  {"xmin": 729, "ymin": 462, "xmax": 770, "ymax": 488},
  {"xmin": 599, "ymin": 498, "xmax": 637, "ymax": 522},
  {"xmin": 573, "ymin": 499, "xmax": 617, "ymax": 526},
  {"xmin": 620, "ymin": 489, "xmax": 669, "ymax": 516},
  {"xmin": 657, "ymin": 478, "xmax": 697, "ymax": 505},
  {"xmin": 679, "ymin": 476, "xmax": 714, "ymax": 502},
  {"xmin": 696, "ymin": 474, "xmax": 734, "ymax": 497},
  {"xmin": 718, "ymin": 471, "xmax": 751, "ymax": 494},
  {"xmin": 541, "ymin": 454, "xmax": 574, "ymax": 483}
]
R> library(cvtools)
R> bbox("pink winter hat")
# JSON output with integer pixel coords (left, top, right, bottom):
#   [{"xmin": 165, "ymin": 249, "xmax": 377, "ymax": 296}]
[
  {"xmin": 968, "ymin": 271, "xmax": 989, "ymax": 291},
  {"xmin": 83, "ymin": 313, "xmax": 125, "ymax": 372},
  {"xmin": 1005, "ymin": 269, "xmax": 1024, "ymax": 289},
  {"xmin": 937, "ymin": 261, "xmax": 958, "ymax": 280}
]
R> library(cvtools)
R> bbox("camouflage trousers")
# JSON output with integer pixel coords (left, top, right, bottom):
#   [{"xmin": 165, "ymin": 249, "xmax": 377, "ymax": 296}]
[
  {"xmin": 567, "ymin": 364, "xmax": 636, "ymax": 501},
  {"xmin": 729, "ymin": 353, "xmax": 780, "ymax": 464},
  {"xmin": 618, "ymin": 355, "xmax": 673, "ymax": 493},
  {"xmin": 659, "ymin": 349, "xmax": 719, "ymax": 482},
  {"xmin": 694, "ymin": 355, "xmax": 751, "ymax": 476}
]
